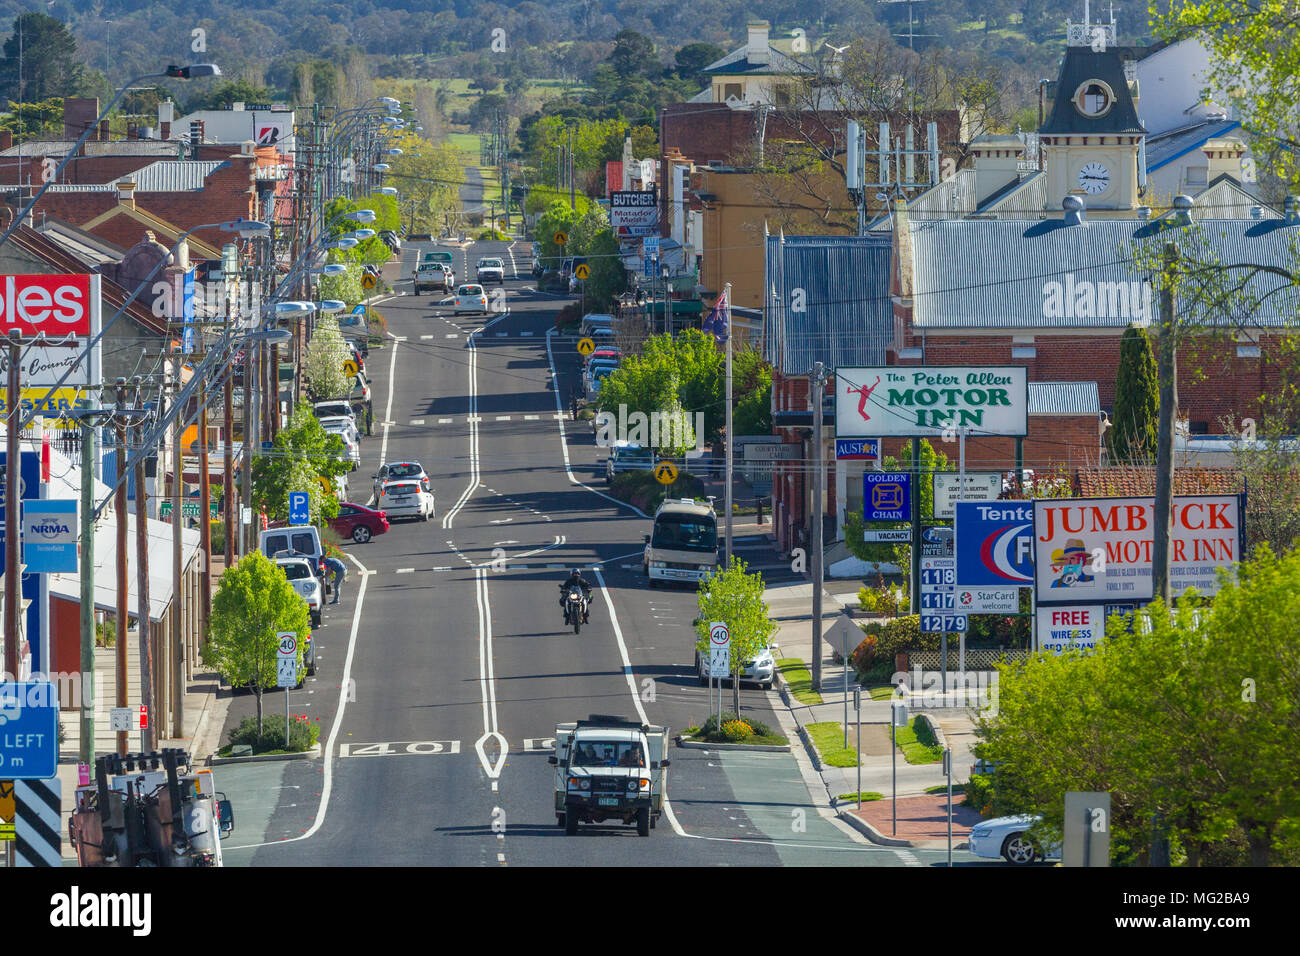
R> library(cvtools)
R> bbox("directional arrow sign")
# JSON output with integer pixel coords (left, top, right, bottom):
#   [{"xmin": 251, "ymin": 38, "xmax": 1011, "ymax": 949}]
[{"xmin": 288, "ymin": 492, "xmax": 309, "ymax": 526}]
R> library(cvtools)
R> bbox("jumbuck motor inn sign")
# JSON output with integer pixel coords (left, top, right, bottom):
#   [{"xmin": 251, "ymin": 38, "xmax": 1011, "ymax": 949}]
[
  {"xmin": 836, "ymin": 367, "xmax": 1028, "ymax": 438},
  {"xmin": 1033, "ymin": 495, "xmax": 1243, "ymax": 602}
]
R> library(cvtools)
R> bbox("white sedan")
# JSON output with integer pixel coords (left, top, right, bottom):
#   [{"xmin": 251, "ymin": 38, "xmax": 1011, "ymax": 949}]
[
  {"xmin": 967, "ymin": 814, "xmax": 1062, "ymax": 865},
  {"xmin": 378, "ymin": 480, "xmax": 435, "ymax": 521},
  {"xmin": 320, "ymin": 417, "xmax": 361, "ymax": 470},
  {"xmin": 454, "ymin": 284, "xmax": 489, "ymax": 314}
]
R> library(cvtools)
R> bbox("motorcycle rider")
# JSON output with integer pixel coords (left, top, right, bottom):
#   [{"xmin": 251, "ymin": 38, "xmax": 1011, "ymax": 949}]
[{"xmin": 559, "ymin": 567, "xmax": 593, "ymax": 624}]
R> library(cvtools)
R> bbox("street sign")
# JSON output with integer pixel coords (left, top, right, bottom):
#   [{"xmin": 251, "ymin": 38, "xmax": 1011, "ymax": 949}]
[
  {"xmin": 653, "ymin": 460, "xmax": 678, "ymax": 485},
  {"xmin": 742, "ymin": 443, "xmax": 801, "ymax": 461},
  {"xmin": 1063, "ymin": 791, "xmax": 1111, "ymax": 867},
  {"xmin": 288, "ymin": 492, "xmax": 309, "ymax": 526},
  {"xmin": 863, "ymin": 472, "xmax": 910, "ymax": 521},
  {"xmin": 863, "ymin": 528, "xmax": 911, "ymax": 543},
  {"xmin": 342, "ymin": 359, "xmax": 359, "ymax": 377},
  {"xmin": 709, "ymin": 621, "xmax": 730, "ymax": 678},
  {"xmin": 574, "ymin": 264, "xmax": 590, "ymax": 280},
  {"xmin": 835, "ymin": 438, "xmax": 879, "ymax": 461},
  {"xmin": 277, "ymin": 631, "xmax": 298, "ymax": 689},
  {"xmin": 109, "ymin": 707, "xmax": 133, "ymax": 732},
  {"xmin": 932, "ymin": 472, "xmax": 1002, "ymax": 518},
  {"xmin": 161, "ymin": 500, "xmax": 218, "ymax": 520},
  {"xmin": 361, "ymin": 272, "xmax": 377, "ymax": 291},
  {"xmin": 553, "ymin": 231, "xmax": 568, "ymax": 245},
  {"xmin": 0, "ymin": 683, "xmax": 59, "ymax": 779},
  {"xmin": 576, "ymin": 337, "xmax": 595, "ymax": 356}
]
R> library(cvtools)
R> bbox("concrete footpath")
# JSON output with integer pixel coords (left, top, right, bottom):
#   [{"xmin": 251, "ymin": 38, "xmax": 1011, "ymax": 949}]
[{"xmin": 729, "ymin": 517, "xmax": 984, "ymax": 849}]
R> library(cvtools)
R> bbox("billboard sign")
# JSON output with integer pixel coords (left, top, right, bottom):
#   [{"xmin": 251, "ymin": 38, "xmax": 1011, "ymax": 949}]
[
  {"xmin": 836, "ymin": 366, "xmax": 1028, "ymax": 438},
  {"xmin": 955, "ymin": 501, "xmax": 1035, "ymax": 587},
  {"xmin": 933, "ymin": 472, "xmax": 1003, "ymax": 518},
  {"xmin": 0, "ymin": 274, "xmax": 94, "ymax": 336},
  {"xmin": 1033, "ymin": 495, "xmax": 1243, "ymax": 602},
  {"xmin": 835, "ymin": 438, "xmax": 879, "ymax": 461},
  {"xmin": 0, "ymin": 388, "xmax": 90, "ymax": 430},
  {"xmin": 21, "ymin": 500, "xmax": 77, "ymax": 573},
  {"xmin": 955, "ymin": 586, "xmax": 1019, "ymax": 614},
  {"xmin": 610, "ymin": 190, "xmax": 659, "ymax": 238},
  {"xmin": 863, "ymin": 472, "xmax": 911, "ymax": 521},
  {"xmin": 1037, "ymin": 605, "xmax": 1106, "ymax": 654}
]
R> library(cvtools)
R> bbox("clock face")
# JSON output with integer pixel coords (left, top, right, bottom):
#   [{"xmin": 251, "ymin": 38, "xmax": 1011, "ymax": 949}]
[{"xmin": 1078, "ymin": 162, "xmax": 1111, "ymax": 195}]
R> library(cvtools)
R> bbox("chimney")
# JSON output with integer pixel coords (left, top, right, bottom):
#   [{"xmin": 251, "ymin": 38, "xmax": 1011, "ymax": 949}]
[
  {"xmin": 117, "ymin": 179, "xmax": 137, "ymax": 209},
  {"xmin": 1063, "ymin": 194, "xmax": 1086, "ymax": 225},
  {"xmin": 970, "ymin": 134, "xmax": 1025, "ymax": 206},
  {"xmin": 747, "ymin": 21, "xmax": 770, "ymax": 66},
  {"xmin": 127, "ymin": 123, "xmax": 139, "ymax": 140},
  {"xmin": 159, "ymin": 99, "xmax": 175, "ymax": 140},
  {"xmin": 0, "ymin": 130, "xmax": 11, "ymax": 151},
  {"xmin": 892, "ymin": 196, "xmax": 915, "ymax": 302},
  {"xmin": 63, "ymin": 97, "xmax": 100, "ymax": 144},
  {"xmin": 99, "ymin": 119, "xmax": 110, "ymax": 142},
  {"xmin": 190, "ymin": 120, "xmax": 205, "ymax": 146}
]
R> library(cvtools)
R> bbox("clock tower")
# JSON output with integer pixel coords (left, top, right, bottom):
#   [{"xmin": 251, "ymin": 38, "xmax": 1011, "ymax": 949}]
[{"xmin": 1040, "ymin": 4, "xmax": 1147, "ymax": 217}]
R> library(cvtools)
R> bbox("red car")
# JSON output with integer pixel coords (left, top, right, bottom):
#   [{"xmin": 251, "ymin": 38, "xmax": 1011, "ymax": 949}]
[
  {"xmin": 328, "ymin": 502, "xmax": 390, "ymax": 544},
  {"xmin": 585, "ymin": 347, "xmax": 621, "ymax": 366}
]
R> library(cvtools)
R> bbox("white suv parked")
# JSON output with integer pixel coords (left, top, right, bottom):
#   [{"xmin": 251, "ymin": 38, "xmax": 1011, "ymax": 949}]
[{"xmin": 274, "ymin": 554, "xmax": 324, "ymax": 627}]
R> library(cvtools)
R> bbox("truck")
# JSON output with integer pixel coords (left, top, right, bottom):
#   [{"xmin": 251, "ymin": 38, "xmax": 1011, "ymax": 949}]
[
  {"xmin": 643, "ymin": 497, "xmax": 719, "ymax": 587},
  {"xmin": 68, "ymin": 749, "xmax": 235, "ymax": 866},
  {"xmin": 413, "ymin": 251, "xmax": 455, "ymax": 294},
  {"xmin": 550, "ymin": 715, "xmax": 670, "ymax": 836}
]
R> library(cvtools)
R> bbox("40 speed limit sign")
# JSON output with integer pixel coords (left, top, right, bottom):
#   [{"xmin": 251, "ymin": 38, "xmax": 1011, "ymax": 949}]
[{"xmin": 277, "ymin": 632, "xmax": 299, "ymax": 688}]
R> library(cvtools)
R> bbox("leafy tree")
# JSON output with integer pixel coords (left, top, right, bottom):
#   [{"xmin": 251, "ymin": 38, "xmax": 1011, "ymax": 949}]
[
  {"xmin": 695, "ymin": 559, "xmax": 778, "ymax": 715},
  {"xmin": 0, "ymin": 13, "xmax": 82, "ymax": 102},
  {"xmin": 1109, "ymin": 325, "xmax": 1159, "ymax": 464},
  {"xmin": 674, "ymin": 42, "xmax": 726, "ymax": 85},
  {"xmin": 250, "ymin": 406, "xmax": 349, "ymax": 526},
  {"xmin": 205, "ymin": 551, "xmax": 311, "ymax": 735},
  {"xmin": 536, "ymin": 199, "xmax": 584, "ymax": 262},
  {"xmin": 0, "ymin": 97, "xmax": 62, "ymax": 140},
  {"xmin": 303, "ymin": 313, "xmax": 353, "ymax": 402},
  {"xmin": 609, "ymin": 30, "xmax": 659, "ymax": 79},
  {"xmin": 317, "ymin": 259, "xmax": 364, "ymax": 308},
  {"xmin": 732, "ymin": 350, "xmax": 773, "ymax": 437},
  {"xmin": 183, "ymin": 79, "xmax": 275, "ymax": 113},
  {"xmin": 386, "ymin": 131, "xmax": 462, "ymax": 235},
  {"xmin": 1153, "ymin": 0, "xmax": 1300, "ymax": 190}
]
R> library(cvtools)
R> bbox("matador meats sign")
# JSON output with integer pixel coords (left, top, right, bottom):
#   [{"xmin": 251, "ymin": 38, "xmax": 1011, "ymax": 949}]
[{"xmin": 836, "ymin": 367, "xmax": 1028, "ymax": 438}]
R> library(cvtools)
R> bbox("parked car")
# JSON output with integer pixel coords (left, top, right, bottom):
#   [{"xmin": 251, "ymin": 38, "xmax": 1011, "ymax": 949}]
[
  {"xmin": 338, "ymin": 310, "xmax": 371, "ymax": 354},
  {"xmin": 694, "ymin": 641, "xmax": 775, "ymax": 690},
  {"xmin": 454, "ymin": 284, "xmax": 488, "ymax": 314},
  {"xmin": 347, "ymin": 374, "xmax": 371, "ymax": 405},
  {"xmin": 579, "ymin": 313, "xmax": 614, "ymax": 336},
  {"xmin": 377, "ymin": 480, "xmax": 435, "ymax": 521},
  {"xmin": 328, "ymin": 502, "xmax": 390, "ymax": 544},
  {"xmin": 605, "ymin": 440, "xmax": 653, "ymax": 484},
  {"xmin": 274, "ymin": 553, "xmax": 324, "ymax": 628},
  {"xmin": 968, "ymin": 814, "xmax": 1062, "ymax": 866},
  {"xmin": 320, "ymin": 417, "xmax": 361, "ymax": 470},
  {"xmin": 314, "ymin": 400, "xmax": 357, "ymax": 429},
  {"xmin": 476, "ymin": 257, "xmax": 505, "ymax": 284},
  {"xmin": 372, "ymin": 461, "xmax": 430, "ymax": 500},
  {"xmin": 260, "ymin": 527, "xmax": 328, "ymax": 591},
  {"xmin": 585, "ymin": 347, "xmax": 621, "ymax": 367}
]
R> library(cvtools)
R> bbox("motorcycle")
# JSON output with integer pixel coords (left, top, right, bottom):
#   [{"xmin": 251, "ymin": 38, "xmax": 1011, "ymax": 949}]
[{"xmin": 562, "ymin": 586, "xmax": 589, "ymax": 634}]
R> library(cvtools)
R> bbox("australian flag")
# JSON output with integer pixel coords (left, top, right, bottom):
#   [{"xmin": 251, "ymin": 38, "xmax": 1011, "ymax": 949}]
[{"xmin": 702, "ymin": 287, "xmax": 729, "ymax": 346}]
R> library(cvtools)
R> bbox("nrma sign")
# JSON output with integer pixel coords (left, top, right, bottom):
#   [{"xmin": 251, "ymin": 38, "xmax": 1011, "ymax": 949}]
[{"xmin": 955, "ymin": 501, "xmax": 1034, "ymax": 586}]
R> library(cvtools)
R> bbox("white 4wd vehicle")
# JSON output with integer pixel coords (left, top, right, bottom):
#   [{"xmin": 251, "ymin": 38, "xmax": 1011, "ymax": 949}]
[
  {"xmin": 551, "ymin": 715, "xmax": 669, "ymax": 836},
  {"xmin": 476, "ymin": 257, "xmax": 505, "ymax": 284},
  {"xmin": 275, "ymin": 554, "xmax": 323, "ymax": 627}
]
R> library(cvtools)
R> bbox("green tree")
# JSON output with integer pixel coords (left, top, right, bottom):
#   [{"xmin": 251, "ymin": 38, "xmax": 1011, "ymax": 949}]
[
  {"xmin": 1109, "ymin": 325, "xmax": 1159, "ymax": 464},
  {"xmin": 303, "ymin": 313, "xmax": 353, "ymax": 402},
  {"xmin": 250, "ymin": 407, "xmax": 349, "ymax": 525},
  {"xmin": 674, "ymin": 42, "xmax": 726, "ymax": 85},
  {"xmin": 536, "ymin": 199, "xmax": 584, "ymax": 262},
  {"xmin": 183, "ymin": 79, "xmax": 275, "ymax": 113},
  {"xmin": 695, "ymin": 559, "xmax": 778, "ymax": 715},
  {"xmin": 1153, "ymin": 1, "xmax": 1300, "ymax": 190},
  {"xmin": 0, "ymin": 97, "xmax": 62, "ymax": 140},
  {"xmin": 386, "ymin": 131, "xmax": 462, "ymax": 236},
  {"xmin": 205, "ymin": 551, "xmax": 311, "ymax": 735},
  {"xmin": 0, "ymin": 13, "xmax": 82, "ymax": 102},
  {"xmin": 609, "ymin": 30, "xmax": 660, "ymax": 79}
]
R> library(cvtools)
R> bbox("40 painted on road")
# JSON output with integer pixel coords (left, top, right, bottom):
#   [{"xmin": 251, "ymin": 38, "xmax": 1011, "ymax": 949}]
[{"xmin": 338, "ymin": 740, "xmax": 462, "ymax": 757}]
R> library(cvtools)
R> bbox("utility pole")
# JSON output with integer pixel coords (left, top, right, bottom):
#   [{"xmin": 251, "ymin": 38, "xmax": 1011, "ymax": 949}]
[
  {"xmin": 170, "ymin": 377, "xmax": 184, "ymax": 739},
  {"xmin": 76, "ymin": 405, "xmax": 108, "ymax": 766},
  {"xmin": 240, "ymin": 335, "xmax": 254, "ymax": 558},
  {"xmin": 132, "ymin": 379, "xmax": 154, "ymax": 752},
  {"xmin": 222, "ymin": 335, "xmax": 234, "ymax": 566},
  {"xmin": 723, "ymin": 283, "xmax": 734, "ymax": 568},
  {"xmin": 810, "ymin": 361, "xmax": 827, "ymax": 692},
  {"xmin": 197, "ymin": 384, "xmax": 212, "ymax": 658},
  {"xmin": 1152, "ymin": 241, "xmax": 1179, "ymax": 604},
  {"xmin": 4, "ymin": 330, "xmax": 20, "ymax": 678},
  {"xmin": 568, "ymin": 126, "xmax": 575, "ymax": 211},
  {"xmin": 113, "ymin": 378, "xmax": 130, "ymax": 757}
]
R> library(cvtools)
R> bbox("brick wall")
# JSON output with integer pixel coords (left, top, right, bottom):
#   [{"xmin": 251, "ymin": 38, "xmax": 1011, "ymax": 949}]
[{"xmin": 0, "ymin": 154, "xmax": 157, "ymax": 186}]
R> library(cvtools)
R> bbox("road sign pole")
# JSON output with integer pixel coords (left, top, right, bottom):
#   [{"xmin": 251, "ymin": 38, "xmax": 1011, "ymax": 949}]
[
  {"xmin": 854, "ymin": 687, "xmax": 862, "ymax": 810},
  {"xmin": 891, "ymin": 715, "xmax": 897, "ymax": 835},
  {"xmin": 285, "ymin": 682, "xmax": 290, "ymax": 750},
  {"xmin": 945, "ymin": 746, "xmax": 953, "ymax": 867}
]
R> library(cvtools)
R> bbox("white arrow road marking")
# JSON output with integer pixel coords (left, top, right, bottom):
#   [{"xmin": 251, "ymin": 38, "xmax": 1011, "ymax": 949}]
[{"xmin": 473, "ymin": 568, "xmax": 508, "ymax": 779}]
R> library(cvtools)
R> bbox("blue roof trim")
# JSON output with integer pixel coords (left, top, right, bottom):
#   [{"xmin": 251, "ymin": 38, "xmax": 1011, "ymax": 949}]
[{"xmin": 1146, "ymin": 120, "xmax": 1240, "ymax": 172}]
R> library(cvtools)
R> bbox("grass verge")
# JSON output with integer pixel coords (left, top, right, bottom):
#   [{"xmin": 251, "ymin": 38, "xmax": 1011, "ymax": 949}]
[
  {"xmin": 836, "ymin": 791, "xmax": 884, "ymax": 802},
  {"xmin": 776, "ymin": 658, "xmax": 824, "ymax": 705},
  {"xmin": 925, "ymin": 783, "xmax": 967, "ymax": 796},
  {"xmin": 867, "ymin": 684, "xmax": 896, "ymax": 701},
  {"xmin": 805, "ymin": 721, "xmax": 859, "ymax": 768},
  {"xmin": 896, "ymin": 718, "xmax": 945, "ymax": 764}
]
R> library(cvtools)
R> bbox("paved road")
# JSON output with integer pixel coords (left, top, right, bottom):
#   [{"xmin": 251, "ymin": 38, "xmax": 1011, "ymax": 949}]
[{"xmin": 216, "ymin": 238, "xmax": 977, "ymax": 866}]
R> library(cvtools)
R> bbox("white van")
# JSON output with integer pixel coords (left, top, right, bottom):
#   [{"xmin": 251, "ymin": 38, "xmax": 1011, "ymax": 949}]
[{"xmin": 260, "ymin": 526, "xmax": 329, "ymax": 594}]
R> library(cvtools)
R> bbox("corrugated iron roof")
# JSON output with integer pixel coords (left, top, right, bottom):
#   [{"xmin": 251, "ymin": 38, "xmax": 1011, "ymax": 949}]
[
  {"xmin": 1145, "ymin": 119, "xmax": 1240, "ymax": 171},
  {"xmin": 702, "ymin": 45, "xmax": 814, "ymax": 76},
  {"xmin": 112, "ymin": 160, "xmax": 227, "ymax": 191},
  {"xmin": 763, "ymin": 234, "xmax": 893, "ymax": 375},
  {"xmin": 910, "ymin": 215, "xmax": 1300, "ymax": 329},
  {"xmin": 1028, "ymin": 381, "xmax": 1100, "ymax": 415}
]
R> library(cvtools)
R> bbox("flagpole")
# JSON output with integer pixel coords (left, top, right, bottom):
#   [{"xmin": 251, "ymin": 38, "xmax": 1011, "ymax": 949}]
[{"xmin": 723, "ymin": 283, "xmax": 733, "ymax": 569}]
